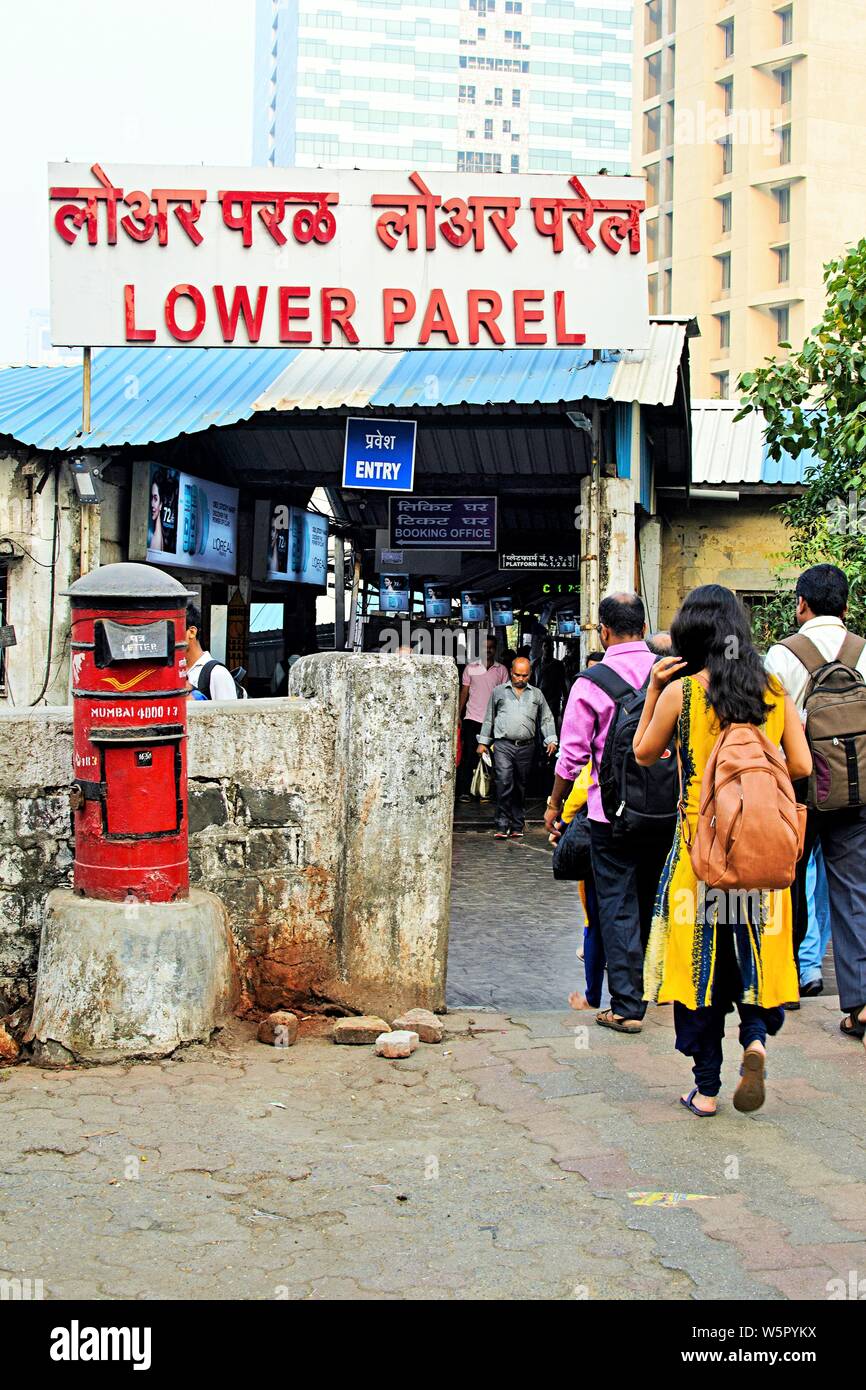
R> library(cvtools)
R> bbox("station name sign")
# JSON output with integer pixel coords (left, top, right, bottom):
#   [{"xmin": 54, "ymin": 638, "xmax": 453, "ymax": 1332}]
[{"xmin": 48, "ymin": 163, "xmax": 648, "ymax": 351}]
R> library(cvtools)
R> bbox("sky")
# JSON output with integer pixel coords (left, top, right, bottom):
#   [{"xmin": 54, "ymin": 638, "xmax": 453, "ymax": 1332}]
[{"xmin": 0, "ymin": 0, "xmax": 256, "ymax": 364}]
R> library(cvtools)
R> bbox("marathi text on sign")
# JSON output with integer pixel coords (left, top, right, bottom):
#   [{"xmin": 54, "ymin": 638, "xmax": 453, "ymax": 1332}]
[{"xmin": 48, "ymin": 164, "xmax": 649, "ymax": 350}]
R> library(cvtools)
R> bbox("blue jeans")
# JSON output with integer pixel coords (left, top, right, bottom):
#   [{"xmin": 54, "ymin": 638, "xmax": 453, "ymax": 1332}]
[
  {"xmin": 798, "ymin": 842, "xmax": 832, "ymax": 987},
  {"xmin": 582, "ymin": 877, "xmax": 606, "ymax": 1009}
]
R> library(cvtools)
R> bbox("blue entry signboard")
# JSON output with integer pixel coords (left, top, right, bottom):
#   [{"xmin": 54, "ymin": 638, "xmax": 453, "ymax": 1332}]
[{"xmin": 342, "ymin": 417, "xmax": 417, "ymax": 492}]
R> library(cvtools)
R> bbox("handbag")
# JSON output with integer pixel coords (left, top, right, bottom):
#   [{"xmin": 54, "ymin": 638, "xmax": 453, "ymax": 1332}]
[
  {"xmin": 552, "ymin": 807, "xmax": 594, "ymax": 882},
  {"xmin": 470, "ymin": 755, "xmax": 492, "ymax": 800}
]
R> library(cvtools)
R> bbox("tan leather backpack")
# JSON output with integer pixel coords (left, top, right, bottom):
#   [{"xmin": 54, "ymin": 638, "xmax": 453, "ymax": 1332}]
[{"xmin": 684, "ymin": 722, "xmax": 807, "ymax": 891}]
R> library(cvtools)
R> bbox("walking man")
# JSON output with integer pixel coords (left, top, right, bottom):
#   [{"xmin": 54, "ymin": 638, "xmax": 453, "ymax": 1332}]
[
  {"xmin": 765, "ymin": 563, "xmax": 866, "ymax": 1039},
  {"xmin": 457, "ymin": 634, "xmax": 508, "ymax": 800},
  {"xmin": 544, "ymin": 593, "xmax": 669, "ymax": 1033},
  {"xmin": 478, "ymin": 656, "xmax": 557, "ymax": 839}
]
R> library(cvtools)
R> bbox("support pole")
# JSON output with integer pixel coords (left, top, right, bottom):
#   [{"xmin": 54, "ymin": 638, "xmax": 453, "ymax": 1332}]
[
  {"xmin": 82, "ymin": 347, "xmax": 92, "ymax": 436},
  {"xmin": 579, "ymin": 402, "xmax": 602, "ymax": 665},
  {"xmin": 333, "ymin": 535, "xmax": 346, "ymax": 651},
  {"xmin": 346, "ymin": 552, "xmax": 362, "ymax": 650}
]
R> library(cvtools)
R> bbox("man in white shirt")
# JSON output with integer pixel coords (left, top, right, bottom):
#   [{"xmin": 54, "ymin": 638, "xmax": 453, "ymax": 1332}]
[
  {"xmin": 185, "ymin": 603, "xmax": 239, "ymax": 701},
  {"xmin": 766, "ymin": 564, "xmax": 866, "ymax": 1037}
]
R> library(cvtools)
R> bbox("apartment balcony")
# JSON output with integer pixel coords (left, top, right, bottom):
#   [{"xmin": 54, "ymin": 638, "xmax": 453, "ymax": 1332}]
[
  {"xmin": 752, "ymin": 42, "xmax": 808, "ymax": 74},
  {"xmin": 748, "ymin": 290, "xmax": 804, "ymax": 311},
  {"xmin": 750, "ymin": 166, "xmax": 805, "ymax": 192}
]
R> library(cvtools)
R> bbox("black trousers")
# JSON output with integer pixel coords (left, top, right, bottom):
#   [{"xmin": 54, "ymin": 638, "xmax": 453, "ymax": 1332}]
[
  {"xmin": 791, "ymin": 805, "xmax": 866, "ymax": 1013},
  {"xmin": 458, "ymin": 719, "xmax": 483, "ymax": 796},
  {"xmin": 589, "ymin": 820, "xmax": 672, "ymax": 1021},
  {"xmin": 492, "ymin": 739, "xmax": 535, "ymax": 831},
  {"xmin": 674, "ymin": 925, "xmax": 785, "ymax": 1097}
]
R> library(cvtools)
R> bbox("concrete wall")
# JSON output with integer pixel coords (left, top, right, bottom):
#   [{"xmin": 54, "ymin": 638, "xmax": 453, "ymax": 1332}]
[
  {"xmin": 0, "ymin": 653, "xmax": 457, "ymax": 1020},
  {"xmin": 0, "ymin": 454, "xmax": 130, "ymax": 708},
  {"xmin": 658, "ymin": 497, "xmax": 792, "ymax": 624}
]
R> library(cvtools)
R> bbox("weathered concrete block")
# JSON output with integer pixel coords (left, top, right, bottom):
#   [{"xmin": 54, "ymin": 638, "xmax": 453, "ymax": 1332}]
[
  {"xmin": 256, "ymin": 1011, "xmax": 299, "ymax": 1047},
  {"xmin": 14, "ymin": 794, "xmax": 71, "ymax": 844},
  {"xmin": 375, "ymin": 1030, "xmax": 419, "ymax": 1058},
  {"xmin": 246, "ymin": 829, "xmax": 304, "ymax": 873},
  {"xmin": 0, "ymin": 709, "xmax": 73, "ymax": 793},
  {"xmin": 290, "ymin": 653, "xmax": 456, "ymax": 1018},
  {"xmin": 187, "ymin": 783, "xmax": 228, "ymax": 835},
  {"xmin": 333, "ymin": 1016, "xmax": 390, "ymax": 1045},
  {"xmin": 391, "ymin": 1008, "xmax": 444, "ymax": 1044},
  {"xmin": 0, "ymin": 928, "xmax": 38, "ymax": 977},
  {"xmin": 28, "ymin": 888, "xmax": 240, "ymax": 1063},
  {"xmin": 238, "ymin": 788, "xmax": 304, "ymax": 827}
]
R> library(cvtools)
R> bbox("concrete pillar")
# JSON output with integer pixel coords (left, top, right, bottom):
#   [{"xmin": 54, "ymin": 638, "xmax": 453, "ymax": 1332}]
[
  {"xmin": 290, "ymin": 652, "xmax": 456, "ymax": 1017},
  {"xmin": 638, "ymin": 515, "xmax": 663, "ymax": 634},
  {"xmin": 599, "ymin": 475, "xmax": 636, "ymax": 598}
]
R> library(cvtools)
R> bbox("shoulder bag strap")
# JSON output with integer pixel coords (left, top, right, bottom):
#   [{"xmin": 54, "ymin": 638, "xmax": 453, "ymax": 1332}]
[
  {"xmin": 579, "ymin": 664, "xmax": 635, "ymax": 703},
  {"xmin": 780, "ymin": 633, "xmax": 826, "ymax": 674},
  {"xmin": 196, "ymin": 659, "xmax": 218, "ymax": 698},
  {"xmin": 837, "ymin": 631, "xmax": 866, "ymax": 670}
]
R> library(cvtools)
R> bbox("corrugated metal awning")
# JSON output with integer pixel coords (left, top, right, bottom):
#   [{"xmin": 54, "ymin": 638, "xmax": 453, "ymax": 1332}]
[
  {"xmin": 691, "ymin": 399, "xmax": 816, "ymax": 486},
  {"xmin": 0, "ymin": 319, "xmax": 691, "ymax": 453}
]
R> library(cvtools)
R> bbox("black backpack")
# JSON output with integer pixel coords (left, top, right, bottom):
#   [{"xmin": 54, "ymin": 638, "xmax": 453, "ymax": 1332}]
[
  {"xmin": 580, "ymin": 663, "xmax": 678, "ymax": 838},
  {"xmin": 196, "ymin": 660, "xmax": 248, "ymax": 700}
]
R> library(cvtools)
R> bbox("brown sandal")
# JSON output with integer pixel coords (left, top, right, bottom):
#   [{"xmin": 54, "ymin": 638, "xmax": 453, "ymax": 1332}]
[
  {"xmin": 595, "ymin": 1009, "xmax": 642, "ymax": 1034},
  {"xmin": 733, "ymin": 1047, "xmax": 766, "ymax": 1113}
]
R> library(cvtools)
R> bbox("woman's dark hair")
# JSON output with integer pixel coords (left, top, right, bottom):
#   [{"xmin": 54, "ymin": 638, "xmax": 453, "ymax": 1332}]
[{"xmin": 670, "ymin": 584, "xmax": 772, "ymax": 726}]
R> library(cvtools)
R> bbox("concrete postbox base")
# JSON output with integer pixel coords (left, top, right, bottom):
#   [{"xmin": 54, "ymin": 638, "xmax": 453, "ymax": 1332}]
[{"xmin": 27, "ymin": 889, "xmax": 239, "ymax": 1064}]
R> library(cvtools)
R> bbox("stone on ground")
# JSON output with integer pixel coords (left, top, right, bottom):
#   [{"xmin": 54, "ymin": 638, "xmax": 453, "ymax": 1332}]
[
  {"xmin": 256, "ymin": 1011, "xmax": 299, "ymax": 1047},
  {"xmin": 391, "ymin": 1008, "xmax": 444, "ymax": 1043},
  {"xmin": 333, "ymin": 1016, "xmax": 390, "ymax": 1045},
  {"xmin": 375, "ymin": 1029, "xmax": 419, "ymax": 1058}
]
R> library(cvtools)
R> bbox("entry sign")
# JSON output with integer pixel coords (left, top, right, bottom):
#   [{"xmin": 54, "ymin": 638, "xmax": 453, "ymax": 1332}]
[{"xmin": 342, "ymin": 417, "xmax": 417, "ymax": 491}]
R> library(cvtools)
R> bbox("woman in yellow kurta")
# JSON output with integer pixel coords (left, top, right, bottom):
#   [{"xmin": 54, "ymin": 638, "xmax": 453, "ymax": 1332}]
[{"xmin": 633, "ymin": 585, "xmax": 812, "ymax": 1118}]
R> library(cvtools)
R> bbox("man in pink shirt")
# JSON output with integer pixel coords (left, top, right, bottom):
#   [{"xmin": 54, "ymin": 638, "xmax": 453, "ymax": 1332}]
[
  {"xmin": 544, "ymin": 593, "xmax": 670, "ymax": 1033},
  {"xmin": 458, "ymin": 634, "xmax": 508, "ymax": 799}
]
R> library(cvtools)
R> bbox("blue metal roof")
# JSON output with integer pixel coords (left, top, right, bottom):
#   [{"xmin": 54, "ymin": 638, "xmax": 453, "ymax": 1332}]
[
  {"xmin": 0, "ymin": 347, "xmax": 299, "ymax": 451},
  {"xmin": 691, "ymin": 399, "xmax": 817, "ymax": 487},
  {"xmin": 0, "ymin": 322, "xmax": 689, "ymax": 453}
]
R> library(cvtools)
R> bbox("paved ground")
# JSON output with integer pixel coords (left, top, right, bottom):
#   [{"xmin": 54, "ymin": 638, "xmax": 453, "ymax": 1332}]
[
  {"xmin": 0, "ymin": 831, "xmax": 859, "ymax": 1302},
  {"xmin": 448, "ymin": 828, "xmax": 607, "ymax": 1010}
]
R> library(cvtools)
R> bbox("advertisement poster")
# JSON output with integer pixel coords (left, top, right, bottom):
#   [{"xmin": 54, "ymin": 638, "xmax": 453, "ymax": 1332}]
[
  {"xmin": 461, "ymin": 590, "xmax": 486, "ymax": 623},
  {"xmin": 266, "ymin": 504, "xmax": 328, "ymax": 587},
  {"xmin": 490, "ymin": 596, "xmax": 514, "ymax": 628},
  {"xmin": 556, "ymin": 609, "xmax": 578, "ymax": 637},
  {"xmin": 146, "ymin": 463, "xmax": 238, "ymax": 576},
  {"xmin": 423, "ymin": 582, "xmax": 451, "ymax": 620},
  {"xmin": 380, "ymin": 574, "xmax": 410, "ymax": 614}
]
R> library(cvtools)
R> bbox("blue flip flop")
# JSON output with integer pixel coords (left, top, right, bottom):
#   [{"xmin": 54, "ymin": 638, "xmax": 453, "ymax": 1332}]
[{"xmin": 679, "ymin": 1087, "xmax": 717, "ymax": 1117}]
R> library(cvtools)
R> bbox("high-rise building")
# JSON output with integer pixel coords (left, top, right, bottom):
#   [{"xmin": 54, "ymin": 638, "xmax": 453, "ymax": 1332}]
[
  {"xmin": 253, "ymin": 0, "xmax": 633, "ymax": 178},
  {"xmin": 633, "ymin": 0, "xmax": 866, "ymax": 398}
]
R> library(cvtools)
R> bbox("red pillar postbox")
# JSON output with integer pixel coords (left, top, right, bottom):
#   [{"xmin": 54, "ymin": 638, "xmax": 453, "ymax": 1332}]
[{"xmin": 65, "ymin": 563, "xmax": 193, "ymax": 904}]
